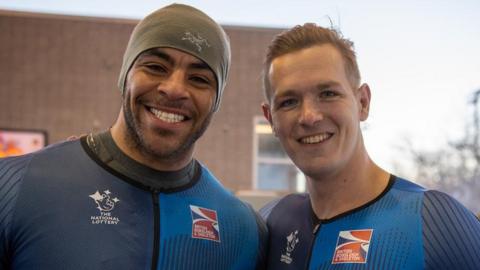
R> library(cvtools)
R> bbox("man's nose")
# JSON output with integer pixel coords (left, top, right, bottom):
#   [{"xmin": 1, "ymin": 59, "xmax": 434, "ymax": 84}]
[
  {"xmin": 298, "ymin": 99, "xmax": 324, "ymax": 126},
  {"xmin": 157, "ymin": 70, "xmax": 189, "ymax": 100}
]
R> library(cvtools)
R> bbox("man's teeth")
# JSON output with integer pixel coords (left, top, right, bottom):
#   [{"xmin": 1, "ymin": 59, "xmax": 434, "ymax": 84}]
[
  {"xmin": 300, "ymin": 133, "xmax": 331, "ymax": 144},
  {"xmin": 150, "ymin": 108, "xmax": 185, "ymax": 123}
]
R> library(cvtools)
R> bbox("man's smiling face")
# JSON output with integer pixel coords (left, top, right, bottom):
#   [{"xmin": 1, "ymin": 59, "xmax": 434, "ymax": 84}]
[{"xmin": 122, "ymin": 47, "xmax": 217, "ymax": 165}]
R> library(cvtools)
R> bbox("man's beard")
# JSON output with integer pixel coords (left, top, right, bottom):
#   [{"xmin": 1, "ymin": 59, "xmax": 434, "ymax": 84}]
[{"xmin": 122, "ymin": 91, "xmax": 213, "ymax": 163}]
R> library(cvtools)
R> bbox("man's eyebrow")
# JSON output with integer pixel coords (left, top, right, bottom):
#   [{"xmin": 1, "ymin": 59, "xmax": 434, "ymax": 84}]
[
  {"xmin": 272, "ymin": 89, "xmax": 297, "ymax": 102},
  {"xmin": 315, "ymin": 81, "xmax": 341, "ymax": 90},
  {"xmin": 139, "ymin": 49, "xmax": 173, "ymax": 65},
  {"xmin": 139, "ymin": 49, "xmax": 212, "ymax": 73},
  {"xmin": 189, "ymin": 61, "xmax": 211, "ymax": 71}
]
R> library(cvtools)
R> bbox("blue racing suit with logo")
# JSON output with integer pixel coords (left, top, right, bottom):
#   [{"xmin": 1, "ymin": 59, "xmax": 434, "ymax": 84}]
[
  {"xmin": 260, "ymin": 176, "xmax": 480, "ymax": 270},
  {"xmin": 0, "ymin": 138, "xmax": 266, "ymax": 270}
]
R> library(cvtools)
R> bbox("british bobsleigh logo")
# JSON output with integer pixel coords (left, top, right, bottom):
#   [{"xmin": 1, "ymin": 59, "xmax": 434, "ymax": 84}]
[
  {"xmin": 332, "ymin": 229, "xmax": 373, "ymax": 264},
  {"xmin": 89, "ymin": 190, "xmax": 120, "ymax": 225},
  {"xmin": 190, "ymin": 205, "xmax": 220, "ymax": 242}
]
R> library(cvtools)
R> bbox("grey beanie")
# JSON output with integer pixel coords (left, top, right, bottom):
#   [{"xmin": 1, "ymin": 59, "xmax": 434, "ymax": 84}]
[{"xmin": 118, "ymin": 3, "xmax": 231, "ymax": 112}]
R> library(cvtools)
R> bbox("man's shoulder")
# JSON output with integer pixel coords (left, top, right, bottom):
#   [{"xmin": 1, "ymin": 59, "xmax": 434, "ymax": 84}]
[
  {"xmin": 421, "ymin": 188, "xmax": 480, "ymax": 268},
  {"xmin": 0, "ymin": 151, "xmax": 35, "ymax": 172},
  {"xmin": 392, "ymin": 175, "xmax": 476, "ymax": 217},
  {"xmin": 195, "ymin": 163, "xmax": 233, "ymax": 195},
  {"xmin": 37, "ymin": 138, "xmax": 84, "ymax": 156},
  {"xmin": 391, "ymin": 176, "xmax": 426, "ymax": 193},
  {"xmin": 0, "ymin": 153, "xmax": 36, "ymax": 202},
  {"xmin": 422, "ymin": 188, "xmax": 478, "ymax": 220},
  {"xmin": 195, "ymin": 162, "xmax": 258, "ymax": 212},
  {"xmin": 259, "ymin": 193, "xmax": 310, "ymax": 221},
  {"xmin": 0, "ymin": 138, "xmax": 86, "ymax": 189},
  {"xmin": 1, "ymin": 138, "xmax": 83, "ymax": 162}
]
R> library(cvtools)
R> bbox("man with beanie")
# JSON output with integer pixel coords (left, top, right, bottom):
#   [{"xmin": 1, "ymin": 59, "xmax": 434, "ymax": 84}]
[{"xmin": 0, "ymin": 4, "xmax": 266, "ymax": 270}]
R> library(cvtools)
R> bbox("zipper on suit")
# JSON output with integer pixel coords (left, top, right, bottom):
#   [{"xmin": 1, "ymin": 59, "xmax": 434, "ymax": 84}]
[
  {"xmin": 151, "ymin": 190, "xmax": 160, "ymax": 270},
  {"xmin": 304, "ymin": 222, "xmax": 321, "ymax": 270}
]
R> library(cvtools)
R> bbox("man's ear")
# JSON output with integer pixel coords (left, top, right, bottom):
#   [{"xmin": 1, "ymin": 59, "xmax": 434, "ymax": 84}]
[
  {"xmin": 357, "ymin": 83, "xmax": 371, "ymax": 121},
  {"xmin": 261, "ymin": 102, "xmax": 277, "ymax": 136},
  {"xmin": 261, "ymin": 102, "xmax": 272, "ymax": 124}
]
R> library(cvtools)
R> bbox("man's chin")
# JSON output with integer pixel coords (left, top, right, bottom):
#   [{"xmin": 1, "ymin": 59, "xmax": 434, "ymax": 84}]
[
  {"xmin": 147, "ymin": 144, "xmax": 183, "ymax": 159},
  {"xmin": 140, "ymin": 135, "xmax": 193, "ymax": 160}
]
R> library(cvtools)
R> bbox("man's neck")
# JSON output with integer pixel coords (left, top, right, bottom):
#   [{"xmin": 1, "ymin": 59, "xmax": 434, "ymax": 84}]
[
  {"xmin": 307, "ymin": 152, "xmax": 390, "ymax": 220},
  {"xmin": 86, "ymin": 131, "xmax": 198, "ymax": 190}
]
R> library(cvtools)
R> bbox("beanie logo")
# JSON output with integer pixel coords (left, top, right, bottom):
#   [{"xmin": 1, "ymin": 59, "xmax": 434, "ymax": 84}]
[{"xmin": 182, "ymin": 31, "xmax": 211, "ymax": 52}]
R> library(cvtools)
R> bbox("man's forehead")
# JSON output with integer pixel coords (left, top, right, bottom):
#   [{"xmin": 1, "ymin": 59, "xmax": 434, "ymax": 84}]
[
  {"xmin": 139, "ymin": 47, "xmax": 206, "ymax": 65},
  {"xmin": 272, "ymin": 45, "xmax": 342, "ymax": 68},
  {"xmin": 137, "ymin": 47, "xmax": 216, "ymax": 79},
  {"xmin": 270, "ymin": 46, "xmax": 346, "ymax": 82}
]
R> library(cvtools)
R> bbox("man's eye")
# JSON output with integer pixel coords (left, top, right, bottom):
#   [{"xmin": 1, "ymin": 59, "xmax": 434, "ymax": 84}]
[
  {"xmin": 320, "ymin": 90, "xmax": 337, "ymax": 98},
  {"xmin": 277, "ymin": 99, "xmax": 297, "ymax": 109},
  {"xmin": 145, "ymin": 64, "xmax": 167, "ymax": 73},
  {"xmin": 190, "ymin": 76, "xmax": 210, "ymax": 85}
]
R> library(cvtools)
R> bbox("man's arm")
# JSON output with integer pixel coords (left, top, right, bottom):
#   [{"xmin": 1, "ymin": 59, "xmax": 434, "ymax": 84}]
[
  {"xmin": 422, "ymin": 190, "xmax": 480, "ymax": 269},
  {"xmin": 0, "ymin": 155, "xmax": 34, "ymax": 269}
]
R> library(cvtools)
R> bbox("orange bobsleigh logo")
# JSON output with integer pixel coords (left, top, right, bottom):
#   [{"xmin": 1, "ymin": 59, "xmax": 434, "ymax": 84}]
[{"xmin": 332, "ymin": 229, "xmax": 373, "ymax": 264}]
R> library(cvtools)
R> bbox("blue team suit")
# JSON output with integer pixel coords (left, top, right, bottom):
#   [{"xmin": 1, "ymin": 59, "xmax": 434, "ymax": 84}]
[
  {"xmin": 0, "ymin": 137, "xmax": 266, "ymax": 269},
  {"xmin": 261, "ymin": 175, "xmax": 480, "ymax": 269}
]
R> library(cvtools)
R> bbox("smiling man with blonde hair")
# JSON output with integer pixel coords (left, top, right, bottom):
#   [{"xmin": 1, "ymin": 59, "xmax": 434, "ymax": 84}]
[{"xmin": 260, "ymin": 23, "xmax": 480, "ymax": 269}]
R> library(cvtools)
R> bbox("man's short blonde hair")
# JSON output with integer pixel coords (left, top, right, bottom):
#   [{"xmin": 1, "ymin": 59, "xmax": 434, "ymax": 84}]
[{"xmin": 263, "ymin": 23, "xmax": 360, "ymax": 102}]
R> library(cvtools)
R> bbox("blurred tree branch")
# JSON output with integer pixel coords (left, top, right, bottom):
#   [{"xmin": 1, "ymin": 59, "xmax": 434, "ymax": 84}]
[{"xmin": 401, "ymin": 89, "xmax": 480, "ymax": 214}]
